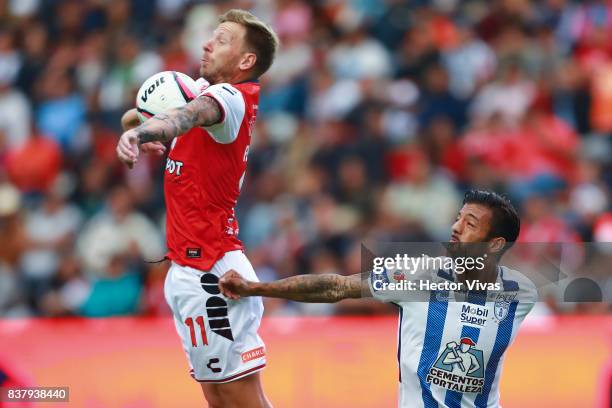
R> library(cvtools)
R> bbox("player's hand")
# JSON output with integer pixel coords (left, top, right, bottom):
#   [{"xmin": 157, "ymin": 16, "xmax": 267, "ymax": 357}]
[
  {"xmin": 141, "ymin": 141, "xmax": 166, "ymax": 156},
  {"xmin": 116, "ymin": 129, "xmax": 140, "ymax": 168},
  {"xmin": 122, "ymin": 109, "xmax": 166, "ymax": 156},
  {"xmin": 219, "ymin": 270, "xmax": 249, "ymax": 300},
  {"xmin": 195, "ymin": 77, "xmax": 210, "ymax": 93}
]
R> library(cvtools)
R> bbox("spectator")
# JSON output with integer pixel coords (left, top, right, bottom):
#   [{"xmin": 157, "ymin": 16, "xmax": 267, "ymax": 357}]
[
  {"xmin": 470, "ymin": 62, "xmax": 536, "ymax": 125},
  {"xmin": 0, "ymin": 183, "xmax": 28, "ymax": 316},
  {"xmin": 0, "ymin": 0, "xmax": 608, "ymax": 317},
  {"xmin": 382, "ymin": 147, "xmax": 461, "ymax": 240},
  {"xmin": 35, "ymin": 68, "xmax": 86, "ymax": 152},
  {"xmin": 5, "ymin": 127, "xmax": 62, "ymax": 194},
  {"xmin": 39, "ymin": 254, "xmax": 89, "ymax": 316},
  {"xmin": 79, "ymin": 254, "xmax": 142, "ymax": 317},
  {"xmin": 77, "ymin": 185, "xmax": 164, "ymax": 275},
  {"xmin": 0, "ymin": 28, "xmax": 31, "ymax": 148},
  {"xmin": 19, "ymin": 177, "xmax": 82, "ymax": 308},
  {"xmin": 443, "ymin": 23, "xmax": 496, "ymax": 98}
]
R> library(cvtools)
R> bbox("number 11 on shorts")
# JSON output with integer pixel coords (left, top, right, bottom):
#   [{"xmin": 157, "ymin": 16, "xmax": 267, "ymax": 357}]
[{"xmin": 185, "ymin": 316, "xmax": 208, "ymax": 347}]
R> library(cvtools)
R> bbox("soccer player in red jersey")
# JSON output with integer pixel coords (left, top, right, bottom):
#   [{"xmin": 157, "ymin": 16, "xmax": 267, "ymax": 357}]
[{"xmin": 116, "ymin": 9, "xmax": 278, "ymax": 408}]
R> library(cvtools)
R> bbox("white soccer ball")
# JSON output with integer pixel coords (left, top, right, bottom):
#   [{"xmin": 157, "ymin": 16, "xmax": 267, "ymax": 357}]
[{"xmin": 135, "ymin": 71, "xmax": 199, "ymax": 123}]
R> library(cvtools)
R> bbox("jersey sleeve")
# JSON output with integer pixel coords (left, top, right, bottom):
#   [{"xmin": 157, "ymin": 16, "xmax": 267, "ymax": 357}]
[
  {"xmin": 200, "ymin": 83, "xmax": 246, "ymax": 144},
  {"xmin": 369, "ymin": 268, "xmax": 398, "ymax": 303},
  {"xmin": 368, "ymin": 258, "xmax": 445, "ymax": 303}
]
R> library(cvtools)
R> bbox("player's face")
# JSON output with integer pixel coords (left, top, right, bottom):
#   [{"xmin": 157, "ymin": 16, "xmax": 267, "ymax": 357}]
[
  {"xmin": 200, "ymin": 22, "xmax": 247, "ymax": 84},
  {"xmin": 450, "ymin": 204, "xmax": 493, "ymax": 244}
]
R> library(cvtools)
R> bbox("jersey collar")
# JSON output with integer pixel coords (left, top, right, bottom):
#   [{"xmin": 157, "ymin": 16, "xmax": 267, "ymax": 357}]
[{"xmin": 236, "ymin": 78, "xmax": 259, "ymax": 84}]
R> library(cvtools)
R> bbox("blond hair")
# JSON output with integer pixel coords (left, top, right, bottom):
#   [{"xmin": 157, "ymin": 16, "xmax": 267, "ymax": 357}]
[{"xmin": 219, "ymin": 9, "xmax": 279, "ymax": 78}]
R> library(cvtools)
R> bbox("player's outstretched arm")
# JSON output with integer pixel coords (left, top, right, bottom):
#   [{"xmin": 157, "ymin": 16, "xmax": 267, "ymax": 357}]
[
  {"xmin": 121, "ymin": 108, "xmax": 167, "ymax": 156},
  {"xmin": 116, "ymin": 95, "xmax": 222, "ymax": 167},
  {"xmin": 219, "ymin": 270, "xmax": 372, "ymax": 303}
]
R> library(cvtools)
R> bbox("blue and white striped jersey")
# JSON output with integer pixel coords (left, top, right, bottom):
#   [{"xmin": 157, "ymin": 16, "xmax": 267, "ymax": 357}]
[{"xmin": 370, "ymin": 265, "xmax": 536, "ymax": 408}]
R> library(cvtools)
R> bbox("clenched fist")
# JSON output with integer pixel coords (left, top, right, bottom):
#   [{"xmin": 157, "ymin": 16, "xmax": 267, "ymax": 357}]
[
  {"xmin": 116, "ymin": 128, "xmax": 140, "ymax": 168},
  {"xmin": 219, "ymin": 270, "xmax": 250, "ymax": 300}
]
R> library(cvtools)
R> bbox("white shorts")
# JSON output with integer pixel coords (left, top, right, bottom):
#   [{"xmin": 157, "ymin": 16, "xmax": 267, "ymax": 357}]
[{"xmin": 164, "ymin": 250, "xmax": 266, "ymax": 383}]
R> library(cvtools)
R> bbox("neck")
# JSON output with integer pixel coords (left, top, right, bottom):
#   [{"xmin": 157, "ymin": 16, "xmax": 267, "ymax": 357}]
[{"xmin": 210, "ymin": 72, "xmax": 253, "ymax": 85}]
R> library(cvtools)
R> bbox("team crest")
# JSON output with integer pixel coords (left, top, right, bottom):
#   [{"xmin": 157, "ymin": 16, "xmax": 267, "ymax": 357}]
[
  {"xmin": 426, "ymin": 337, "xmax": 485, "ymax": 393},
  {"xmin": 493, "ymin": 299, "xmax": 510, "ymax": 323}
]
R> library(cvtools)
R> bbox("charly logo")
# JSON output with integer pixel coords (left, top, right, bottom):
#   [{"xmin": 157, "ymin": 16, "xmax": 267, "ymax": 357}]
[{"xmin": 426, "ymin": 337, "xmax": 485, "ymax": 393}]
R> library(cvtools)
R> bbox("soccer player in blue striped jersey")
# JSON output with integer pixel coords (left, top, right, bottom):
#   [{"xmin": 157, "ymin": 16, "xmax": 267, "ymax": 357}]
[{"xmin": 219, "ymin": 190, "xmax": 537, "ymax": 408}]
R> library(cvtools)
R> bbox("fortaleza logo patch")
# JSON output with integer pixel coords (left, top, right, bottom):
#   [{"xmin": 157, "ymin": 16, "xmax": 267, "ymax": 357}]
[
  {"xmin": 241, "ymin": 347, "xmax": 265, "ymax": 363},
  {"xmin": 426, "ymin": 337, "xmax": 485, "ymax": 393}
]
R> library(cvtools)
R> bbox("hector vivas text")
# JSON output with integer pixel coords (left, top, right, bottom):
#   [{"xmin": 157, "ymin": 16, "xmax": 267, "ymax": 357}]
[{"xmin": 371, "ymin": 255, "xmax": 502, "ymax": 292}]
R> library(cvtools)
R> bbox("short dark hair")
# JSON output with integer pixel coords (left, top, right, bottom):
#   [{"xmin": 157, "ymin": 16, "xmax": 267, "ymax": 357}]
[
  {"xmin": 219, "ymin": 9, "xmax": 279, "ymax": 78},
  {"xmin": 463, "ymin": 190, "xmax": 520, "ymax": 248}
]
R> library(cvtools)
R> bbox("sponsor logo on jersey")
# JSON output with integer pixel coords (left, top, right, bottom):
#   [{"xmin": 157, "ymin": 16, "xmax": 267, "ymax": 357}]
[
  {"xmin": 460, "ymin": 304, "xmax": 489, "ymax": 327},
  {"xmin": 225, "ymin": 217, "xmax": 238, "ymax": 236},
  {"xmin": 426, "ymin": 337, "xmax": 485, "ymax": 394},
  {"xmin": 206, "ymin": 358, "xmax": 222, "ymax": 373},
  {"xmin": 200, "ymin": 273, "xmax": 234, "ymax": 342},
  {"xmin": 393, "ymin": 270, "xmax": 406, "ymax": 281},
  {"xmin": 241, "ymin": 347, "xmax": 265, "ymax": 363},
  {"xmin": 166, "ymin": 158, "xmax": 184, "ymax": 176},
  {"xmin": 186, "ymin": 248, "xmax": 201, "ymax": 258}
]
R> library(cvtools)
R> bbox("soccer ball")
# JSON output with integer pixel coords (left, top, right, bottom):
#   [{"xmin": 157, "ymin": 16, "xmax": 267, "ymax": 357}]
[{"xmin": 135, "ymin": 71, "xmax": 199, "ymax": 123}]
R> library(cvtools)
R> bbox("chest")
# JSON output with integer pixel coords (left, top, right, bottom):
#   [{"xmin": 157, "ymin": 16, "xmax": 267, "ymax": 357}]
[
  {"xmin": 401, "ymin": 296, "xmax": 518, "ymax": 346},
  {"xmin": 164, "ymin": 128, "xmax": 249, "ymax": 179}
]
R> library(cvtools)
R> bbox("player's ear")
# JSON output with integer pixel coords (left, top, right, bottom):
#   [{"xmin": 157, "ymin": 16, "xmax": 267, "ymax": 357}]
[
  {"xmin": 239, "ymin": 52, "xmax": 257, "ymax": 72},
  {"xmin": 487, "ymin": 237, "xmax": 506, "ymax": 255}
]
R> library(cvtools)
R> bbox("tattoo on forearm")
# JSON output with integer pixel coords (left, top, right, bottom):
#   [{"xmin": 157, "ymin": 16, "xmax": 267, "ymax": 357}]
[
  {"xmin": 136, "ymin": 95, "xmax": 222, "ymax": 144},
  {"xmin": 252, "ymin": 274, "xmax": 364, "ymax": 303}
]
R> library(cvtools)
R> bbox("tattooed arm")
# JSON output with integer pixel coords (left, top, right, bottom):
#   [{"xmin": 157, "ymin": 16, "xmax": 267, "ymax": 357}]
[
  {"xmin": 116, "ymin": 95, "xmax": 222, "ymax": 167},
  {"xmin": 219, "ymin": 270, "xmax": 372, "ymax": 303},
  {"xmin": 120, "ymin": 108, "xmax": 167, "ymax": 156}
]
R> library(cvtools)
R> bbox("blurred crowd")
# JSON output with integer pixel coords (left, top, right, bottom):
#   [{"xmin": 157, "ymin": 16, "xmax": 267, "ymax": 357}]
[{"xmin": 0, "ymin": 0, "xmax": 610, "ymax": 318}]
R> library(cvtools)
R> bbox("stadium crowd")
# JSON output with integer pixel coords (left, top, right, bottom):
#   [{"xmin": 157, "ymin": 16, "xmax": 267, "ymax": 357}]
[{"xmin": 0, "ymin": 0, "xmax": 610, "ymax": 317}]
